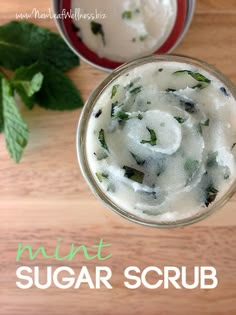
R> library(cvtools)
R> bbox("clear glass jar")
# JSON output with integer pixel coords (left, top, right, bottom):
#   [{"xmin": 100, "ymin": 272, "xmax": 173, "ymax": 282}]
[{"xmin": 77, "ymin": 54, "xmax": 236, "ymax": 228}]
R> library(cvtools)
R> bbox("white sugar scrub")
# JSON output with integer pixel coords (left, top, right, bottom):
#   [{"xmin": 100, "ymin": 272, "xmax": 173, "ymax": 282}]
[
  {"xmin": 71, "ymin": 0, "xmax": 177, "ymax": 62},
  {"xmin": 82, "ymin": 59, "xmax": 236, "ymax": 223}
]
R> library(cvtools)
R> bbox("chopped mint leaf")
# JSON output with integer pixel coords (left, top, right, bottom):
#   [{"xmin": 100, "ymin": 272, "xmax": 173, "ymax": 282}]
[
  {"xmin": 220, "ymin": 86, "xmax": 229, "ymax": 96},
  {"xmin": 141, "ymin": 127, "xmax": 157, "ymax": 146},
  {"xmin": 202, "ymin": 119, "xmax": 210, "ymax": 126},
  {"xmin": 111, "ymin": 101, "xmax": 118, "ymax": 117},
  {"xmin": 96, "ymin": 172, "xmax": 108, "ymax": 183},
  {"xmin": 129, "ymin": 86, "xmax": 142, "ymax": 94},
  {"xmin": 204, "ymin": 185, "xmax": 218, "ymax": 207},
  {"xmin": 98, "ymin": 129, "xmax": 109, "ymax": 152},
  {"xmin": 111, "ymin": 84, "xmax": 120, "ymax": 99},
  {"xmin": 174, "ymin": 117, "xmax": 186, "ymax": 124},
  {"xmin": 206, "ymin": 151, "xmax": 218, "ymax": 168},
  {"xmin": 0, "ymin": 21, "xmax": 79, "ymax": 71},
  {"xmin": 95, "ymin": 109, "xmax": 102, "ymax": 118},
  {"xmin": 232, "ymin": 142, "xmax": 236, "ymax": 149},
  {"xmin": 90, "ymin": 21, "xmax": 105, "ymax": 45},
  {"xmin": 147, "ymin": 101, "xmax": 151, "ymax": 104},
  {"xmin": 166, "ymin": 88, "xmax": 176, "ymax": 92},
  {"xmin": 184, "ymin": 159, "xmax": 199, "ymax": 179},
  {"xmin": 137, "ymin": 113, "xmax": 143, "ymax": 120},
  {"xmin": 130, "ymin": 152, "xmax": 146, "ymax": 166},
  {"xmin": 122, "ymin": 11, "xmax": 132, "ymax": 19},
  {"xmin": 174, "ymin": 70, "xmax": 211, "ymax": 84},
  {"xmin": 192, "ymin": 82, "xmax": 208, "ymax": 89},
  {"xmin": 2, "ymin": 78, "xmax": 29, "ymax": 162},
  {"xmin": 115, "ymin": 111, "xmax": 130, "ymax": 121},
  {"xmin": 139, "ymin": 34, "xmax": 148, "ymax": 41},
  {"xmin": 180, "ymin": 99, "xmax": 197, "ymax": 114},
  {"xmin": 113, "ymin": 110, "xmax": 142, "ymax": 122},
  {"xmin": 135, "ymin": 8, "xmax": 140, "ymax": 13},
  {"xmin": 123, "ymin": 165, "xmax": 144, "ymax": 183},
  {"xmin": 158, "ymin": 68, "xmax": 163, "ymax": 72}
]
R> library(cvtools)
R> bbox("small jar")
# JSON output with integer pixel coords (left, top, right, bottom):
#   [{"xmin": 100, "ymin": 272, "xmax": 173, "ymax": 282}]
[{"xmin": 77, "ymin": 54, "xmax": 236, "ymax": 228}]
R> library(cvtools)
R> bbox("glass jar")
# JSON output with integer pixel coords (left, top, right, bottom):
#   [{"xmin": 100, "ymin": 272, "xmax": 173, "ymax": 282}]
[{"xmin": 77, "ymin": 54, "xmax": 236, "ymax": 228}]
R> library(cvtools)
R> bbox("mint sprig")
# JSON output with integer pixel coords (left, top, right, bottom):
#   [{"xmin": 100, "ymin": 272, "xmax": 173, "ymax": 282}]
[
  {"xmin": 0, "ymin": 21, "xmax": 79, "ymax": 71},
  {"xmin": 0, "ymin": 21, "xmax": 83, "ymax": 162},
  {"xmin": 2, "ymin": 78, "xmax": 29, "ymax": 162}
]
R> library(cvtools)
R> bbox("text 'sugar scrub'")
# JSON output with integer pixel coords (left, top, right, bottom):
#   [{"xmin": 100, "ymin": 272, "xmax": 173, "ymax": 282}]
[{"xmin": 78, "ymin": 55, "xmax": 236, "ymax": 226}]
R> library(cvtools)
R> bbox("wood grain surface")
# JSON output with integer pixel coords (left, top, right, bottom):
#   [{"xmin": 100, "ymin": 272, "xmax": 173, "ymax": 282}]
[{"xmin": 0, "ymin": 1, "xmax": 236, "ymax": 314}]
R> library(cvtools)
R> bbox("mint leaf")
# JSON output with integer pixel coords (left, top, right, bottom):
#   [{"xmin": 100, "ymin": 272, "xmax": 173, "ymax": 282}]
[
  {"xmin": 98, "ymin": 129, "xmax": 109, "ymax": 152},
  {"xmin": 13, "ymin": 72, "xmax": 43, "ymax": 97},
  {"xmin": 122, "ymin": 11, "xmax": 132, "ymax": 19},
  {"xmin": 141, "ymin": 127, "xmax": 157, "ymax": 146},
  {"xmin": 123, "ymin": 166, "xmax": 144, "ymax": 183},
  {"xmin": 174, "ymin": 70, "xmax": 211, "ymax": 84},
  {"xmin": 2, "ymin": 78, "xmax": 29, "ymax": 162},
  {"xmin": 12, "ymin": 69, "xmax": 44, "ymax": 109},
  {"xmin": 0, "ymin": 21, "xmax": 79, "ymax": 71},
  {"xmin": 13, "ymin": 63, "xmax": 83, "ymax": 110},
  {"xmin": 95, "ymin": 172, "xmax": 108, "ymax": 183},
  {"xmin": 0, "ymin": 73, "xmax": 3, "ymax": 132},
  {"xmin": 90, "ymin": 22, "xmax": 105, "ymax": 45},
  {"xmin": 174, "ymin": 116, "xmax": 186, "ymax": 124},
  {"xmin": 111, "ymin": 84, "xmax": 120, "ymax": 99},
  {"xmin": 205, "ymin": 185, "xmax": 218, "ymax": 207}
]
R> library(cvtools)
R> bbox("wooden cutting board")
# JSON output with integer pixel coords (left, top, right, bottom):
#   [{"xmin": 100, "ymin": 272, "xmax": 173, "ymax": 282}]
[{"xmin": 0, "ymin": 1, "xmax": 236, "ymax": 314}]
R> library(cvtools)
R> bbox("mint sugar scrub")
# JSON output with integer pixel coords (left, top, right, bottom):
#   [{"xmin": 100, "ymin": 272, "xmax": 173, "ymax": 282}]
[
  {"xmin": 78, "ymin": 56, "xmax": 236, "ymax": 227},
  {"xmin": 71, "ymin": 0, "xmax": 177, "ymax": 62}
]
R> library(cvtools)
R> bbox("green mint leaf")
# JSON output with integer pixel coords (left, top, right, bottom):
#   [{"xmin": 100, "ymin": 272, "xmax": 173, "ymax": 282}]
[
  {"xmin": 205, "ymin": 185, "xmax": 218, "ymax": 207},
  {"xmin": 111, "ymin": 84, "xmax": 120, "ymax": 99},
  {"xmin": 2, "ymin": 78, "xmax": 29, "ymax": 162},
  {"xmin": 202, "ymin": 118, "xmax": 210, "ymax": 126},
  {"xmin": 130, "ymin": 152, "xmax": 145, "ymax": 166},
  {"xmin": 180, "ymin": 99, "xmax": 197, "ymax": 114},
  {"xmin": 95, "ymin": 109, "xmax": 102, "ymax": 118},
  {"xmin": 220, "ymin": 86, "xmax": 229, "ymax": 96},
  {"xmin": 0, "ymin": 73, "xmax": 3, "ymax": 132},
  {"xmin": 96, "ymin": 172, "xmax": 108, "ymax": 183},
  {"xmin": 139, "ymin": 34, "xmax": 148, "ymax": 41},
  {"xmin": 129, "ymin": 86, "xmax": 142, "ymax": 95},
  {"xmin": 98, "ymin": 129, "xmax": 109, "ymax": 152},
  {"xmin": 174, "ymin": 116, "xmax": 186, "ymax": 124},
  {"xmin": 174, "ymin": 70, "xmax": 211, "ymax": 84},
  {"xmin": 122, "ymin": 11, "xmax": 132, "ymax": 19},
  {"xmin": 123, "ymin": 165, "xmax": 144, "ymax": 183},
  {"xmin": 90, "ymin": 22, "xmax": 105, "ymax": 45},
  {"xmin": 12, "ymin": 68, "xmax": 44, "ymax": 109},
  {"xmin": 15, "ymin": 62, "xmax": 83, "ymax": 110},
  {"xmin": 12, "ymin": 72, "xmax": 43, "ymax": 97},
  {"xmin": 114, "ymin": 111, "xmax": 130, "ymax": 121},
  {"xmin": 166, "ymin": 88, "xmax": 176, "ymax": 92},
  {"xmin": 0, "ymin": 21, "xmax": 79, "ymax": 71},
  {"xmin": 141, "ymin": 127, "xmax": 157, "ymax": 146},
  {"xmin": 184, "ymin": 159, "xmax": 199, "ymax": 179}
]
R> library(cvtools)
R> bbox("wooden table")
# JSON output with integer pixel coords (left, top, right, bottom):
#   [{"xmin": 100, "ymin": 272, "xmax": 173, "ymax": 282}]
[{"xmin": 1, "ymin": 1, "xmax": 236, "ymax": 314}]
